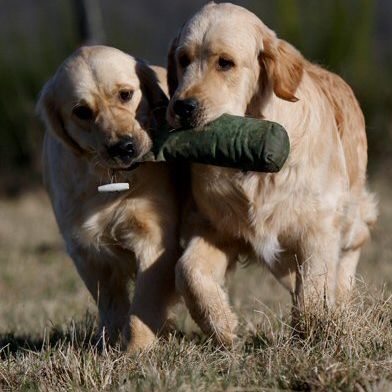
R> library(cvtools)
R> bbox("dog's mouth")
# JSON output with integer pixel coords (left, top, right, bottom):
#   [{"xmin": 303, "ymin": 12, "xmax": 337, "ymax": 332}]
[
  {"xmin": 112, "ymin": 161, "xmax": 141, "ymax": 172},
  {"xmin": 169, "ymin": 115, "xmax": 206, "ymax": 130},
  {"xmin": 97, "ymin": 136, "xmax": 152, "ymax": 171},
  {"xmin": 95, "ymin": 152, "xmax": 143, "ymax": 172},
  {"xmin": 168, "ymin": 102, "xmax": 222, "ymax": 130}
]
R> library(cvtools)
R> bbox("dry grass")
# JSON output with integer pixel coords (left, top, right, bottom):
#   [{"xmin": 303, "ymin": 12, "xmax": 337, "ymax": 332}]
[{"xmin": 0, "ymin": 176, "xmax": 391, "ymax": 391}]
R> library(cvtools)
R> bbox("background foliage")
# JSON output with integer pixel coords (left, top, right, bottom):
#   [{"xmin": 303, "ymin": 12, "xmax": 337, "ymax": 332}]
[{"xmin": 0, "ymin": 0, "xmax": 391, "ymax": 192}]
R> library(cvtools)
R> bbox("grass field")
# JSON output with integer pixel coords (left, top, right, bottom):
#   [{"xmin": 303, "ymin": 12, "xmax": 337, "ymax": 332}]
[{"xmin": 0, "ymin": 175, "xmax": 391, "ymax": 391}]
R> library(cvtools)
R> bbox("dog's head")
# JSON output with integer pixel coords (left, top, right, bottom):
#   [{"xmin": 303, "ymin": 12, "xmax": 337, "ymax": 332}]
[
  {"xmin": 167, "ymin": 2, "xmax": 304, "ymax": 128},
  {"xmin": 37, "ymin": 46, "xmax": 167, "ymax": 170}
]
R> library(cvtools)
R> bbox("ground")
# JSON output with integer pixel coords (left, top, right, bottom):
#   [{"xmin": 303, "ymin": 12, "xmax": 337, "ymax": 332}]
[{"xmin": 0, "ymin": 176, "xmax": 391, "ymax": 391}]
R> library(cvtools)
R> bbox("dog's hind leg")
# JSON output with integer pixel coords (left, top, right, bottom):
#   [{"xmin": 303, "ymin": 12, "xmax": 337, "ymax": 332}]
[
  {"xmin": 294, "ymin": 220, "xmax": 341, "ymax": 314},
  {"xmin": 336, "ymin": 249, "xmax": 361, "ymax": 300},
  {"xmin": 336, "ymin": 191, "xmax": 377, "ymax": 300}
]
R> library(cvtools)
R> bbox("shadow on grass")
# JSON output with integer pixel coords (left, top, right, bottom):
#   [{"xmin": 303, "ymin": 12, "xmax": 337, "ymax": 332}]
[{"xmin": 0, "ymin": 313, "xmax": 98, "ymax": 359}]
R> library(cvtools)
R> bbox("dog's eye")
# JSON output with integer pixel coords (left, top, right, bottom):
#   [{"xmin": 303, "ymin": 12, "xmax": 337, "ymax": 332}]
[
  {"xmin": 119, "ymin": 90, "xmax": 134, "ymax": 102},
  {"xmin": 217, "ymin": 57, "xmax": 235, "ymax": 71},
  {"xmin": 179, "ymin": 54, "xmax": 191, "ymax": 69},
  {"xmin": 72, "ymin": 105, "xmax": 93, "ymax": 121}
]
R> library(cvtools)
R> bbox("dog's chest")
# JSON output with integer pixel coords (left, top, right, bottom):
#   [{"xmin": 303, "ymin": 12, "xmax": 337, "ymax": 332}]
[
  {"xmin": 74, "ymin": 195, "xmax": 151, "ymax": 253},
  {"xmin": 191, "ymin": 165, "xmax": 306, "ymax": 264},
  {"xmin": 192, "ymin": 166, "xmax": 270, "ymax": 237}
]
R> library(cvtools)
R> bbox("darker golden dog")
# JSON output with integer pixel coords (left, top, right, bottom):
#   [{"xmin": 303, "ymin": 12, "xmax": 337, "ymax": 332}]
[{"xmin": 167, "ymin": 2, "xmax": 377, "ymax": 345}]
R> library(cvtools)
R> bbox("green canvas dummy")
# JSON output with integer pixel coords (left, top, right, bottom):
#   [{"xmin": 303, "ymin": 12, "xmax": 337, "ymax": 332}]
[{"xmin": 143, "ymin": 114, "xmax": 290, "ymax": 172}]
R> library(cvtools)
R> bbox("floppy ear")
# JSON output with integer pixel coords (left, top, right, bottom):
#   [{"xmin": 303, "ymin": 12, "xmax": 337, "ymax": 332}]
[
  {"xmin": 261, "ymin": 37, "xmax": 304, "ymax": 102},
  {"xmin": 167, "ymin": 34, "xmax": 180, "ymax": 98},
  {"xmin": 135, "ymin": 61, "xmax": 169, "ymax": 127},
  {"xmin": 36, "ymin": 79, "xmax": 83, "ymax": 155}
]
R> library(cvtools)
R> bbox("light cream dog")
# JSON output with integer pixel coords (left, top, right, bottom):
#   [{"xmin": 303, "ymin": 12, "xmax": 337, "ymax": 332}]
[
  {"xmin": 38, "ymin": 46, "xmax": 179, "ymax": 350},
  {"xmin": 167, "ymin": 2, "xmax": 377, "ymax": 345}
]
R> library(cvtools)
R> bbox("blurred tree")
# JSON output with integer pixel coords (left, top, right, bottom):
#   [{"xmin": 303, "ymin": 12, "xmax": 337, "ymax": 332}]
[
  {"xmin": 72, "ymin": 0, "xmax": 105, "ymax": 45},
  {"xmin": 0, "ymin": 0, "xmax": 390, "ymax": 194},
  {"xmin": 276, "ymin": 0, "xmax": 301, "ymax": 45}
]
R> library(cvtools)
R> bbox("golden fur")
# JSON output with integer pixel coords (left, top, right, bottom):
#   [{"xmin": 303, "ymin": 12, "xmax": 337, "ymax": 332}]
[
  {"xmin": 167, "ymin": 2, "xmax": 377, "ymax": 345},
  {"xmin": 37, "ymin": 46, "xmax": 180, "ymax": 350}
]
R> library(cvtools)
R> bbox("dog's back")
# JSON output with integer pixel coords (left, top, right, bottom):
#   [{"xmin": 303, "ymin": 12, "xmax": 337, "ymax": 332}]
[
  {"xmin": 308, "ymin": 64, "xmax": 377, "ymax": 238},
  {"xmin": 308, "ymin": 65, "xmax": 366, "ymax": 188}
]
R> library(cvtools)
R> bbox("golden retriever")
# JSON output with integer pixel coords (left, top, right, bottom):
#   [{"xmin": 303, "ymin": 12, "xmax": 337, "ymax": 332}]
[
  {"xmin": 37, "ymin": 45, "xmax": 179, "ymax": 350},
  {"xmin": 167, "ymin": 2, "xmax": 377, "ymax": 345}
]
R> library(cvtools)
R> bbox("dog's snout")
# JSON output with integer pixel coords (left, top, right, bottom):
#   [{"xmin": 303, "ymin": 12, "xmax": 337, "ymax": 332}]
[
  {"xmin": 107, "ymin": 136, "xmax": 135, "ymax": 160},
  {"xmin": 173, "ymin": 98, "xmax": 198, "ymax": 119}
]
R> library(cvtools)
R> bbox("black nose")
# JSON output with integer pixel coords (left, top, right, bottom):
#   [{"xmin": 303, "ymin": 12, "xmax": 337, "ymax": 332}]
[
  {"xmin": 173, "ymin": 98, "xmax": 198, "ymax": 119},
  {"xmin": 107, "ymin": 136, "xmax": 135, "ymax": 160}
]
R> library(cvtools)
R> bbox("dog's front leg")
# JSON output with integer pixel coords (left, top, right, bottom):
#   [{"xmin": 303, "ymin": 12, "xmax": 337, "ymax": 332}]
[
  {"xmin": 125, "ymin": 240, "xmax": 179, "ymax": 351},
  {"xmin": 175, "ymin": 234, "xmax": 238, "ymax": 346}
]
